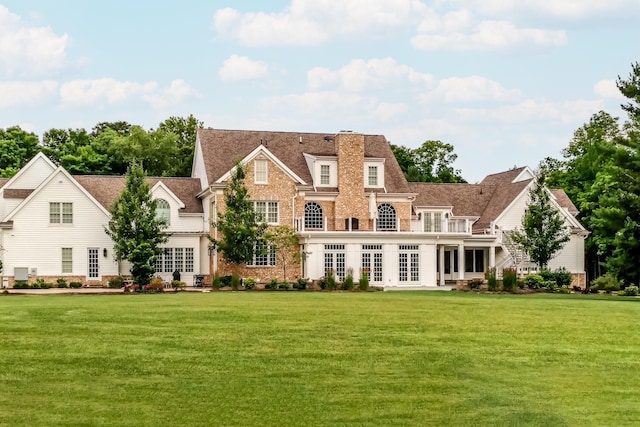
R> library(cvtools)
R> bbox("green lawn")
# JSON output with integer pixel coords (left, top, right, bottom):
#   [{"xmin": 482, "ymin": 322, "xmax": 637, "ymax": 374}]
[{"xmin": 1, "ymin": 292, "xmax": 638, "ymax": 426}]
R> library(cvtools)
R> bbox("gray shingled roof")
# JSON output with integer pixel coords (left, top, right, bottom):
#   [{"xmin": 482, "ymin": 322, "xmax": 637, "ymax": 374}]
[
  {"xmin": 73, "ymin": 176, "xmax": 203, "ymax": 213},
  {"xmin": 551, "ymin": 189, "xmax": 579, "ymax": 216},
  {"xmin": 197, "ymin": 128, "xmax": 411, "ymax": 194}
]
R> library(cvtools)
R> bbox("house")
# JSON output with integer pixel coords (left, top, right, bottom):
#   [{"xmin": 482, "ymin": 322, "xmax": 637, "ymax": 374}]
[
  {"xmin": 193, "ymin": 129, "xmax": 587, "ymax": 289},
  {"xmin": 0, "ymin": 153, "xmax": 208, "ymax": 287},
  {"xmin": 0, "ymin": 128, "xmax": 587, "ymax": 289}
]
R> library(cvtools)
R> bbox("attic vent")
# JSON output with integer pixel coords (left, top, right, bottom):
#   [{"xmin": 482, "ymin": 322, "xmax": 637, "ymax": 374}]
[
  {"xmin": 339, "ymin": 130, "xmax": 353, "ymax": 133},
  {"xmin": 324, "ymin": 135, "xmax": 333, "ymax": 141}
]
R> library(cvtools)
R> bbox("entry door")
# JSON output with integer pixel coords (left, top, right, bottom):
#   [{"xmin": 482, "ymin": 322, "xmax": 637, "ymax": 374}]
[{"xmin": 88, "ymin": 248, "xmax": 100, "ymax": 280}]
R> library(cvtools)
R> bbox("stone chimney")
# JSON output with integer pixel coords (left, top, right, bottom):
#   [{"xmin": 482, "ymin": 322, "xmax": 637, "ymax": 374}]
[{"xmin": 334, "ymin": 132, "xmax": 370, "ymax": 230}]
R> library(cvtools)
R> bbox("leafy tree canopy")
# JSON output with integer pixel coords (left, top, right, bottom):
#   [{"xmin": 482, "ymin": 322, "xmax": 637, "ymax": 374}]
[{"xmin": 391, "ymin": 140, "xmax": 466, "ymax": 183}]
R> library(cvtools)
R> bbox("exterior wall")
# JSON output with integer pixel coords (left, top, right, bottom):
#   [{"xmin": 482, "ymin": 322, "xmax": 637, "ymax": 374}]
[
  {"xmin": 547, "ymin": 234, "xmax": 585, "ymax": 274},
  {"xmin": 6, "ymin": 156, "xmax": 55, "ymax": 189},
  {"xmin": 334, "ymin": 133, "xmax": 371, "ymax": 231},
  {"xmin": 154, "ymin": 234, "xmax": 204, "ymax": 285},
  {"xmin": 3, "ymin": 170, "xmax": 119, "ymax": 285},
  {"xmin": 191, "ymin": 138, "xmax": 208, "ymax": 190},
  {"xmin": 495, "ymin": 188, "xmax": 531, "ymax": 231}
]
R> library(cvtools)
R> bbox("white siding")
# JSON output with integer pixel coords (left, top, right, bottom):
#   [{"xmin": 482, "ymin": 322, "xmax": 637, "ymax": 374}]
[
  {"xmin": 548, "ymin": 234, "xmax": 585, "ymax": 273},
  {"xmin": 6, "ymin": 156, "xmax": 56, "ymax": 189},
  {"xmin": 191, "ymin": 138, "xmax": 208, "ymax": 190},
  {"xmin": 495, "ymin": 187, "xmax": 531, "ymax": 231}
]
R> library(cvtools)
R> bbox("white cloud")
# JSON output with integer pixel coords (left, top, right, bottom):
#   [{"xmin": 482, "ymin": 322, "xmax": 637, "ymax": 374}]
[
  {"xmin": 260, "ymin": 91, "xmax": 378, "ymax": 116},
  {"xmin": 424, "ymin": 76, "xmax": 522, "ymax": 103},
  {"xmin": 0, "ymin": 80, "xmax": 58, "ymax": 108},
  {"xmin": 219, "ymin": 55, "xmax": 269, "ymax": 82},
  {"xmin": 372, "ymin": 102, "xmax": 408, "ymax": 121},
  {"xmin": 59, "ymin": 78, "xmax": 157, "ymax": 106},
  {"xmin": 593, "ymin": 79, "xmax": 624, "ymax": 100},
  {"xmin": 0, "ymin": 5, "xmax": 70, "ymax": 75},
  {"xmin": 456, "ymin": 0, "xmax": 640, "ymax": 19},
  {"xmin": 308, "ymin": 58, "xmax": 434, "ymax": 92},
  {"xmin": 455, "ymin": 99, "xmax": 604, "ymax": 124},
  {"xmin": 213, "ymin": 0, "xmax": 428, "ymax": 46},
  {"xmin": 142, "ymin": 79, "xmax": 200, "ymax": 109},
  {"xmin": 412, "ymin": 15, "xmax": 567, "ymax": 50}
]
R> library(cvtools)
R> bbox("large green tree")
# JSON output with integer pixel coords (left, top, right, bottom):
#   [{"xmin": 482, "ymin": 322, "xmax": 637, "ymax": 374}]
[
  {"xmin": 509, "ymin": 175, "xmax": 570, "ymax": 270},
  {"xmin": 105, "ymin": 163, "xmax": 169, "ymax": 286},
  {"xmin": 391, "ymin": 140, "xmax": 466, "ymax": 183},
  {"xmin": 209, "ymin": 162, "xmax": 267, "ymax": 269},
  {"xmin": 0, "ymin": 126, "xmax": 40, "ymax": 177},
  {"xmin": 157, "ymin": 114, "xmax": 203, "ymax": 176},
  {"xmin": 107, "ymin": 126, "xmax": 179, "ymax": 176}
]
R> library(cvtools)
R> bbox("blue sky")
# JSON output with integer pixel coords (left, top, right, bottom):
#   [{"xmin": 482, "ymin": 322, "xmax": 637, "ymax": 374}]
[{"xmin": 1, "ymin": 1, "xmax": 639, "ymax": 182}]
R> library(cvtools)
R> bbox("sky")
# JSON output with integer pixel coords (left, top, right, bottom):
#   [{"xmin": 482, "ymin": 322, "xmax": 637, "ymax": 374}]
[{"xmin": 1, "ymin": 1, "xmax": 639, "ymax": 183}]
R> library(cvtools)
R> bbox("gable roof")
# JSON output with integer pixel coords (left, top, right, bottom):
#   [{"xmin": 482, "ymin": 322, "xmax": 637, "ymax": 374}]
[
  {"xmin": 197, "ymin": 128, "xmax": 410, "ymax": 193},
  {"xmin": 410, "ymin": 167, "xmax": 534, "ymax": 233},
  {"xmin": 73, "ymin": 176, "xmax": 203, "ymax": 214},
  {"xmin": 550, "ymin": 189, "xmax": 579, "ymax": 216}
]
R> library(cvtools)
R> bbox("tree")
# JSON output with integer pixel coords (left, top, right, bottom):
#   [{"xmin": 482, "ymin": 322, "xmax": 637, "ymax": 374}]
[
  {"xmin": 265, "ymin": 225, "xmax": 300, "ymax": 282},
  {"xmin": 105, "ymin": 163, "xmax": 169, "ymax": 286},
  {"xmin": 617, "ymin": 61, "xmax": 640, "ymax": 122},
  {"xmin": 42, "ymin": 128, "xmax": 110, "ymax": 174},
  {"xmin": 390, "ymin": 140, "xmax": 466, "ymax": 183},
  {"xmin": 157, "ymin": 115, "xmax": 204, "ymax": 176},
  {"xmin": 0, "ymin": 126, "xmax": 40, "ymax": 177},
  {"xmin": 107, "ymin": 126, "xmax": 179, "ymax": 176},
  {"xmin": 209, "ymin": 161, "xmax": 267, "ymax": 269},
  {"xmin": 510, "ymin": 175, "xmax": 570, "ymax": 270}
]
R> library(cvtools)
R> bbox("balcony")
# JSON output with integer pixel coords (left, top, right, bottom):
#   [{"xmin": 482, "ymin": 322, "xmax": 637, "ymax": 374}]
[{"xmin": 294, "ymin": 216, "xmax": 476, "ymax": 234}]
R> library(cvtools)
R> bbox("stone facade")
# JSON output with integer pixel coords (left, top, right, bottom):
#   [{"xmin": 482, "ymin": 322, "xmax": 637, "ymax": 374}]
[{"xmin": 334, "ymin": 133, "xmax": 371, "ymax": 231}]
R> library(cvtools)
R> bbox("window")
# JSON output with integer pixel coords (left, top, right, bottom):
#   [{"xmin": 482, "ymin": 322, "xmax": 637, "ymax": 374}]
[
  {"xmin": 155, "ymin": 247, "xmax": 194, "ymax": 272},
  {"xmin": 324, "ymin": 244, "xmax": 346, "ymax": 280},
  {"xmin": 255, "ymin": 159, "xmax": 267, "ymax": 184},
  {"xmin": 50, "ymin": 202, "xmax": 73, "ymax": 224},
  {"xmin": 248, "ymin": 240, "xmax": 276, "ymax": 266},
  {"xmin": 320, "ymin": 165, "xmax": 330, "ymax": 185},
  {"xmin": 255, "ymin": 201, "xmax": 278, "ymax": 224},
  {"xmin": 61, "ymin": 248, "xmax": 73, "ymax": 273},
  {"xmin": 423, "ymin": 212, "xmax": 443, "ymax": 232},
  {"xmin": 304, "ymin": 202, "xmax": 324, "ymax": 229},
  {"xmin": 156, "ymin": 199, "xmax": 170, "ymax": 225},
  {"xmin": 368, "ymin": 166, "xmax": 378, "ymax": 186},
  {"xmin": 465, "ymin": 249, "xmax": 485, "ymax": 273},
  {"xmin": 399, "ymin": 245, "xmax": 419, "ymax": 282},
  {"xmin": 362, "ymin": 244, "xmax": 383, "ymax": 283},
  {"xmin": 376, "ymin": 203, "xmax": 397, "ymax": 231}
]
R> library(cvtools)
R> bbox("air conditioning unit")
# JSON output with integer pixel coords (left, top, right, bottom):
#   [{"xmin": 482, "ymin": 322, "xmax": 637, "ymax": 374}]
[{"xmin": 14, "ymin": 267, "xmax": 28, "ymax": 281}]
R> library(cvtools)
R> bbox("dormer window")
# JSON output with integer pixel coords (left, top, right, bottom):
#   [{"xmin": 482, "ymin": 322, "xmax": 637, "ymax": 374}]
[
  {"xmin": 255, "ymin": 159, "xmax": 267, "ymax": 184},
  {"xmin": 368, "ymin": 166, "xmax": 378, "ymax": 186},
  {"xmin": 320, "ymin": 165, "xmax": 330, "ymax": 185},
  {"xmin": 364, "ymin": 160, "xmax": 384, "ymax": 188},
  {"xmin": 156, "ymin": 199, "xmax": 170, "ymax": 225},
  {"xmin": 315, "ymin": 160, "xmax": 337, "ymax": 187}
]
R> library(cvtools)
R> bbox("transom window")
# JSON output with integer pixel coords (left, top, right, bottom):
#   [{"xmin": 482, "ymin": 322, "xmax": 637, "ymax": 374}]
[
  {"xmin": 50, "ymin": 202, "xmax": 73, "ymax": 224},
  {"xmin": 368, "ymin": 166, "xmax": 378, "ymax": 186},
  {"xmin": 255, "ymin": 201, "xmax": 278, "ymax": 224},
  {"xmin": 255, "ymin": 159, "xmax": 268, "ymax": 184},
  {"xmin": 156, "ymin": 199, "xmax": 170, "ymax": 225},
  {"xmin": 304, "ymin": 202, "xmax": 324, "ymax": 229},
  {"xmin": 320, "ymin": 165, "xmax": 330, "ymax": 185},
  {"xmin": 376, "ymin": 203, "xmax": 397, "ymax": 231}
]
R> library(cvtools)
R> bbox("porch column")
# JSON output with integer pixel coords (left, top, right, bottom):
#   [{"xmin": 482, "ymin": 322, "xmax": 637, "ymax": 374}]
[
  {"xmin": 439, "ymin": 245, "xmax": 445, "ymax": 287},
  {"xmin": 458, "ymin": 244, "xmax": 465, "ymax": 280},
  {"xmin": 489, "ymin": 246, "xmax": 496, "ymax": 269}
]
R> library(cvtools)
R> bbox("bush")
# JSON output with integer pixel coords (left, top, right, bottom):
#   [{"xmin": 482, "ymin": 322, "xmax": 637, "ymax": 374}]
[
  {"xmin": 212, "ymin": 275, "xmax": 222, "ymax": 290},
  {"xmin": 553, "ymin": 268, "xmax": 573, "ymax": 288},
  {"xmin": 525, "ymin": 274, "xmax": 544, "ymax": 289},
  {"xmin": 243, "ymin": 278, "xmax": 257, "ymax": 290},
  {"xmin": 557, "ymin": 285, "xmax": 571, "ymax": 294},
  {"xmin": 230, "ymin": 274, "xmax": 241, "ymax": 291},
  {"xmin": 544, "ymin": 280, "xmax": 557, "ymax": 292},
  {"xmin": 149, "ymin": 277, "xmax": 165, "ymax": 293},
  {"xmin": 486, "ymin": 268, "xmax": 499, "ymax": 291},
  {"xmin": 358, "ymin": 271, "xmax": 369, "ymax": 291},
  {"xmin": 325, "ymin": 270, "xmax": 337, "ymax": 291},
  {"xmin": 69, "ymin": 282, "xmax": 82, "ymax": 288},
  {"xmin": 171, "ymin": 280, "xmax": 186, "ymax": 291},
  {"xmin": 318, "ymin": 277, "xmax": 327, "ymax": 290},
  {"xmin": 278, "ymin": 282, "xmax": 290, "ymax": 290},
  {"xmin": 107, "ymin": 276, "xmax": 124, "ymax": 288},
  {"xmin": 342, "ymin": 268, "xmax": 354, "ymax": 291},
  {"xmin": 56, "ymin": 278, "xmax": 68, "ymax": 288},
  {"xmin": 469, "ymin": 279, "xmax": 483, "ymax": 290},
  {"xmin": 591, "ymin": 273, "xmax": 621, "ymax": 293},
  {"xmin": 620, "ymin": 285, "xmax": 639, "ymax": 296},
  {"xmin": 13, "ymin": 281, "xmax": 29, "ymax": 289},
  {"xmin": 293, "ymin": 278, "xmax": 307, "ymax": 290},
  {"xmin": 265, "ymin": 278, "xmax": 278, "ymax": 290},
  {"xmin": 220, "ymin": 275, "xmax": 233, "ymax": 287},
  {"xmin": 40, "ymin": 282, "xmax": 53, "ymax": 289},
  {"xmin": 502, "ymin": 268, "xmax": 517, "ymax": 292}
]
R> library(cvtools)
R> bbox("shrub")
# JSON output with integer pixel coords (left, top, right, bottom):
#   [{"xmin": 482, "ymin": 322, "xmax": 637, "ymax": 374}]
[
  {"xmin": 293, "ymin": 278, "xmax": 307, "ymax": 290},
  {"xmin": 56, "ymin": 278, "xmax": 68, "ymax": 288},
  {"xmin": 620, "ymin": 285, "xmax": 639, "ymax": 296},
  {"xmin": 278, "ymin": 282, "xmax": 290, "ymax": 290},
  {"xmin": 13, "ymin": 281, "xmax": 29, "ymax": 289},
  {"xmin": 220, "ymin": 275, "xmax": 233, "ymax": 287},
  {"xmin": 469, "ymin": 278, "xmax": 483, "ymax": 290},
  {"xmin": 325, "ymin": 270, "xmax": 337, "ymax": 290},
  {"xmin": 212, "ymin": 275, "xmax": 222, "ymax": 290},
  {"xmin": 69, "ymin": 282, "xmax": 82, "ymax": 288},
  {"xmin": 553, "ymin": 268, "xmax": 573, "ymax": 288},
  {"xmin": 557, "ymin": 285, "xmax": 571, "ymax": 294},
  {"xmin": 502, "ymin": 268, "xmax": 517, "ymax": 292},
  {"xmin": 107, "ymin": 276, "xmax": 124, "ymax": 288},
  {"xmin": 540, "ymin": 269, "xmax": 555, "ymax": 283},
  {"xmin": 317, "ymin": 276, "xmax": 327, "ymax": 290},
  {"xmin": 243, "ymin": 278, "xmax": 257, "ymax": 290},
  {"xmin": 591, "ymin": 273, "xmax": 621, "ymax": 294},
  {"xmin": 40, "ymin": 282, "xmax": 53, "ymax": 289},
  {"xmin": 486, "ymin": 268, "xmax": 499, "ymax": 291},
  {"xmin": 358, "ymin": 270, "xmax": 369, "ymax": 291},
  {"xmin": 230, "ymin": 274, "xmax": 241, "ymax": 291},
  {"xmin": 525, "ymin": 274, "xmax": 544, "ymax": 289},
  {"xmin": 544, "ymin": 280, "xmax": 557, "ymax": 292},
  {"xmin": 171, "ymin": 280, "xmax": 186, "ymax": 291},
  {"xmin": 149, "ymin": 277, "xmax": 165, "ymax": 293},
  {"xmin": 342, "ymin": 268, "xmax": 354, "ymax": 291},
  {"xmin": 265, "ymin": 278, "xmax": 278, "ymax": 290}
]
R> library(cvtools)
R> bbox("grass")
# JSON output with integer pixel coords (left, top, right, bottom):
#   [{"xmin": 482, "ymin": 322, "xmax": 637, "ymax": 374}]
[{"xmin": 0, "ymin": 291, "xmax": 639, "ymax": 426}]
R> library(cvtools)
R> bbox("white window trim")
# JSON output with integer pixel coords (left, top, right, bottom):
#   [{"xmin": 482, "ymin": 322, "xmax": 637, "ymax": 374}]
[
  {"xmin": 315, "ymin": 161, "xmax": 337, "ymax": 187},
  {"xmin": 254, "ymin": 201, "xmax": 279, "ymax": 225},
  {"xmin": 364, "ymin": 161, "xmax": 384, "ymax": 188}
]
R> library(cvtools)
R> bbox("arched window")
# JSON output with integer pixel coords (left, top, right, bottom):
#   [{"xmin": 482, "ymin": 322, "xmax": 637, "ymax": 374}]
[
  {"xmin": 156, "ymin": 199, "xmax": 170, "ymax": 225},
  {"xmin": 376, "ymin": 203, "xmax": 396, "ymax": 231},
  {"xmin": 304, "ymin": 202, "xmax": 324, "ymax": 230}
]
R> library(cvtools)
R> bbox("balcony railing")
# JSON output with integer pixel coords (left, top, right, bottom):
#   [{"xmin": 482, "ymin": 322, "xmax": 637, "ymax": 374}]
[{"xmin": 294, "ymin": 217, "xmax": 476, "ymax": 234}]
